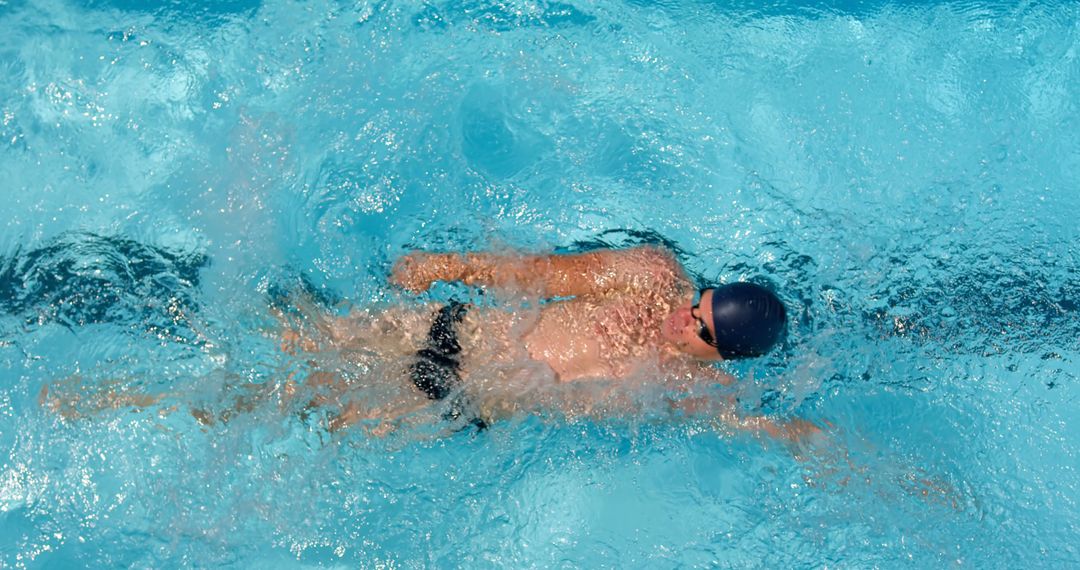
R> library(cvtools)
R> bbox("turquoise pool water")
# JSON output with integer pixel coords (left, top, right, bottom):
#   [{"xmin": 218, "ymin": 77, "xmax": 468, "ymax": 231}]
[{"xmin": 1, "ymin": 0, "xmax": 1078, "ymax": 567}]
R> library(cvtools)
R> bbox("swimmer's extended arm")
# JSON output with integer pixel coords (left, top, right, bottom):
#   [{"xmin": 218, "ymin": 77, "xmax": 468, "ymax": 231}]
[
  {"xmin": 725, "ymin": 413, "xmax": 823, "ymax": 443},
  {"xmin": 390, "ymin": 245, "xmax": 686, "ymax": 297},
  {"xmin": 668, "ymin": 393, "xmax": 823, "ymax": 444}
]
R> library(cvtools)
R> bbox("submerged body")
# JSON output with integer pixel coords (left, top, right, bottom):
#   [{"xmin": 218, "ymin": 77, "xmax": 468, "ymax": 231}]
[
  {"xmin": 286, "ymin": 246, "xmax": 792, "ymax": 435},
  {"xmin": 45, "ymin": 246, "xmax": 807, "ymax": 440}
]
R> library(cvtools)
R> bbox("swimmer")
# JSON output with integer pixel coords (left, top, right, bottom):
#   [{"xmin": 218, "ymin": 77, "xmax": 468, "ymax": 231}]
[
  {"xmin": 42, "ymin": 245, "xmax": 820, "ymax": 443},
  {"xmin": 381, "ymin": 246, "xmax": 801, "ymax": 435}
]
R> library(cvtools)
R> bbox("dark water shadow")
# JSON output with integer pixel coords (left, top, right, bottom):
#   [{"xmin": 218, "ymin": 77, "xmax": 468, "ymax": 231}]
[{"xmin": 0, "ymin": 232, "xmax": 208, "ymax": 339}]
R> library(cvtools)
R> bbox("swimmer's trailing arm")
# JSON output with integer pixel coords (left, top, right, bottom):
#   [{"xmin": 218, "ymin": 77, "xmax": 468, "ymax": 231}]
[{"xmin": 390, "ymin": 245, "xmax": 685, "ymax": 297}]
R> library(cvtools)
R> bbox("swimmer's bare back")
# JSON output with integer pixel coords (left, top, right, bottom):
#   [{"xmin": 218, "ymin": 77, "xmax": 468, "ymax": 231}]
[{"xmin": 391, "ymin": 246, "xmax": 703, "ymax": 382}]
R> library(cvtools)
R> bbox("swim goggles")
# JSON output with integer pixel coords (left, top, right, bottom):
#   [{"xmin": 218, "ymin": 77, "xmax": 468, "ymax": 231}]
[{"xmin": 690, "ymin": 288, "xmax": 719, "ymax": 348}]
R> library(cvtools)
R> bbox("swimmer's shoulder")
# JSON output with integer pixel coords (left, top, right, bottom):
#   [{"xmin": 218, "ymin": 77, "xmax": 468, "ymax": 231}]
[{"xmin": 610, "ymin": 246, "xmax": 692, "ymax": 296}]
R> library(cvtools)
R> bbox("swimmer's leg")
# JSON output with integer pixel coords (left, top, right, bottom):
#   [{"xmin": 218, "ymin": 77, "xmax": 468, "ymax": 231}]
[
  {"xmin": 190, "ymin": 378, "xmax": 295, "ymax": 426},
  {"xmin": 39, "ymin": 375, "xmax": 174, "ymax": 420},
  {"xmin": 326, "ymin": 397, "xmax": 431, "ymax": 435},
  {"xmin": 39, "ymin": 372, "xmax": 291, "ymax": 425}
]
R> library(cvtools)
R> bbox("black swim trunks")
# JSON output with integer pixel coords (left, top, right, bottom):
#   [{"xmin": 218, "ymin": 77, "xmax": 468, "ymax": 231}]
[{"xmin": 411, "ymin": 302, "xmax": 488, "ymax": 431}]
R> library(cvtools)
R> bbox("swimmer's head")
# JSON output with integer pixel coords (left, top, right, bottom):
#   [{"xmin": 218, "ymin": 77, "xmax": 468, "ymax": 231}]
[{"xmin": 662, "ymin": 283, "xmax": 787, "ymax": 360}]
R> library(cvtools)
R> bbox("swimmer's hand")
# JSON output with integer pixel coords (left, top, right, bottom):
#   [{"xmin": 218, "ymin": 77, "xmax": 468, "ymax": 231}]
[
  {"xmin": 713, "ymin": 408, "xmax": 828, "ymax": 449},
  {"xmin": 390, "ymin": 252, "xmax": 465, "ymax": 293},
  {"xmin": 763, "ymin": 417, "xmax": 826, "ymax": 444}
]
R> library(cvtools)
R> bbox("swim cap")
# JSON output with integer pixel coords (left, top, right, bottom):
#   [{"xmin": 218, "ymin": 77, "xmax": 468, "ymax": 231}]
[{"xmin": 709, "ymin": 282, "xmax": 787, "ymax": 359}]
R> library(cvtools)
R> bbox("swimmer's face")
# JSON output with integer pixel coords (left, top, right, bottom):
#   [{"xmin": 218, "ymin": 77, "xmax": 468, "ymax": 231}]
[{"xmin": 661, "ymin": 288, "xmax": 723, "ymax": 360}]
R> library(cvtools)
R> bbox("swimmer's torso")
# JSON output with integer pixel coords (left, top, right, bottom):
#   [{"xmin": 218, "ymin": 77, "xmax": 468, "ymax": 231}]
[
  {"xmin": 311, "ymin": 268, "xmax": 694, "ymax": 424},
  {"xmin": 520, "ymin": 297, "xmax": 667, "ymax": 381},
  {"xmin": 326, "ymin": 255, "xmax": 691, "ymax": 386},
  {"xmin": 459, "ymin": 284, "xmax": 690, "ymax": 383}
]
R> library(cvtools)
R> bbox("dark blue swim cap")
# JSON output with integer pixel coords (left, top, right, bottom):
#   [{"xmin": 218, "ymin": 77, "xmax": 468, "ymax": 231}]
[{"xmin": 709, "ymin": 282, "xmax": 787, "ymax": 359}]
